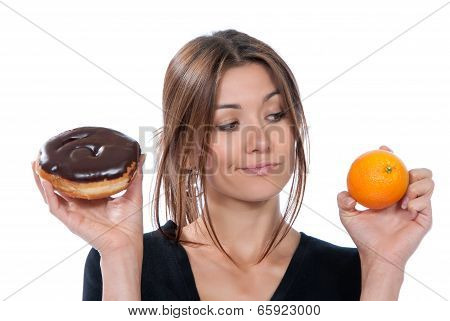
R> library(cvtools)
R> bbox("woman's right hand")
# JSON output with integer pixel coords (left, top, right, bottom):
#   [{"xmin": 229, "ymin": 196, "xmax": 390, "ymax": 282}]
[{"xmin": 31, "ymin": 154, "xmax": 146, "ymax": 256}]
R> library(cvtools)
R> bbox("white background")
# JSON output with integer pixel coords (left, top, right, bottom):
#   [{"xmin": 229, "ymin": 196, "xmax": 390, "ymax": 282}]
[{"xmin": 0, "ymin": 0, "xmax": 449, "ymax": 304}]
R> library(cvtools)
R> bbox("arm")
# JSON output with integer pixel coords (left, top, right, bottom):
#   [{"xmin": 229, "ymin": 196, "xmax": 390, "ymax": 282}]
[
  {"xmin": 34, "ymin": 155, "xmax": 147, "ymax": 300},
  {"xmin": 360, "ymin": 259, "xmax": 404, "ymax": 301},
  {"xmin": 100, "ymin": 245, "xmax": 143, "ymax": 301}
]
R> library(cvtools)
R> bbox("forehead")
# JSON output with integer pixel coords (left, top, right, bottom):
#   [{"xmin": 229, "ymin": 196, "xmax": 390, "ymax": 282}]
[{"xmin": 216, "ymin": 63, "xmax": 278, "ymax": 103}]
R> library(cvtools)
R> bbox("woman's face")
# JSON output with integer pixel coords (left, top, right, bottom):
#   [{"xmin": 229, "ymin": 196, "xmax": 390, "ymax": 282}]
[{"xmin": 203, "ymin": 62, "xmax": 296, "ymax": 202}]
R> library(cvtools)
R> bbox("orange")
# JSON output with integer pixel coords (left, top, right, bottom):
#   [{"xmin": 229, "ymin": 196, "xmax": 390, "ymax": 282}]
[{"xmin": 347, "ymin": 149, "xmax": 409, "ymax": 210}]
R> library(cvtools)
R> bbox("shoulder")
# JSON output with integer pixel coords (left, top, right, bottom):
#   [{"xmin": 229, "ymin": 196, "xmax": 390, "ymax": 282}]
[
  {"xmin": 141, "ymin": 220, "xmax": 180, "ymax": 264},
  {"xmin": 143, "ymin": 220, "xmax": 177, "ymax": 246},
  {"xmin": 305, "ymin": 233, "xmax": 361, "ymax": 268},
  {"xmin": 141, "ymin": 220, "xmax": 195, "ymax": 299},
  {"xmin": 300, "ymin": 232, "xmax": 361, "ymax": 300}
]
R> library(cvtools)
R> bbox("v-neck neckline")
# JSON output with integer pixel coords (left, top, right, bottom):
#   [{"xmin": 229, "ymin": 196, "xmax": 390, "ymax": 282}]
[{"xmin": 166, "ymin": 220, "xmax": 309, "ymax": 301}]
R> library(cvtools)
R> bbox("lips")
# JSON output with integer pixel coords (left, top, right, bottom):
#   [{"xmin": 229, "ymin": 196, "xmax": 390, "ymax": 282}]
[
  {"xmin": 240, "ymin": 163, "xmax": 280, "ymax": 176},
  {"xmin": 241, "ymin": 162, "xmax": 279, "ymax": 170}
]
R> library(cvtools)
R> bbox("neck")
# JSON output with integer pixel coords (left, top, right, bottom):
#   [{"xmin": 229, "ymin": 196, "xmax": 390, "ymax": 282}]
[{"xmin": 194, "ymin": 184, "xmax": 288, "ymax": 266}]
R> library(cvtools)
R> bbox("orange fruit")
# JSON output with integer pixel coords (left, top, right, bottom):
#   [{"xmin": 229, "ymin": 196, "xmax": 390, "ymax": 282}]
[{"xmin": 347, "ymin": 149, "xmax": 409, "ymax": 210}]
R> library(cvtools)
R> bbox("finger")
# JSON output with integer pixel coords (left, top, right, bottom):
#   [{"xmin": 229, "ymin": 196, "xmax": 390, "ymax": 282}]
[
  {"xmin": 337, "ymin": 191, "xmax": 358, "ymax": 213},
  {"xmin": 31, "ymin": 161, "xmax": 47, "ymax": 204},
  {"xmin": 138, "ymin": 154, "xmax": 146, "ymax": 172},
  {"xmin": 401, "ymin": 177, "xmax": 434, "ymax": 209},
  {"xmin": 122, "ymin": 154, "xmax": 146, "ymax": 201},
  {"xmin": 405, "ymin": 193, "xmax": 432, "ymax": 220},
  {"xmin": 55, "ymin": 190, "xmax": 80, "ymax": 204},
  {"xmin": 41, "ymin": 179, "xmax": 69, "ymax": 223},
  {"xmin": 409, "ymin": 168, "xmax": 433, "ymax": 184},
  {"xmin": 379, "ymin": 145, "xmax": 393, "ymax": 153},
  {"xmin": 56, "ymin": 190, "xmax": 72, "ymax": 203}
]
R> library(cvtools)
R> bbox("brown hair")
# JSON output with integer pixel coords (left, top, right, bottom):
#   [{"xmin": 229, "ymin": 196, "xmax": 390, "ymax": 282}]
[{"xmin": 151, "ymin": 29, "xmax": 310, "ymax": 267}]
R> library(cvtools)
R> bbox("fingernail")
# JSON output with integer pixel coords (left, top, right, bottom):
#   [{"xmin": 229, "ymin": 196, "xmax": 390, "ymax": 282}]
[{"xmin": 401, "ymin": 197, "xmax": 409, "ymax": 209}]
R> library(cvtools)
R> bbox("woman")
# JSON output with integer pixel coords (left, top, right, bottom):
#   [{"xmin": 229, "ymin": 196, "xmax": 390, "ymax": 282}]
[{"xmin": 32, "ymin": 29, "xmax": 434, "ymax": 301}]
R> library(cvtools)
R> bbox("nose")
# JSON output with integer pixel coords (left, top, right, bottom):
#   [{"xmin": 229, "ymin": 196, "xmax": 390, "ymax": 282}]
[{"xmin": 244, "ymin": 123, "xmax": 270, "ymax": 154}]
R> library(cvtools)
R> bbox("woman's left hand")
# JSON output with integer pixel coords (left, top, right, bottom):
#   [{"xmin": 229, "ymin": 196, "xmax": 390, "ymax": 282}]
[{"xmin": 337, "ymin": 145, "xmax": 434, "ymax": 270}]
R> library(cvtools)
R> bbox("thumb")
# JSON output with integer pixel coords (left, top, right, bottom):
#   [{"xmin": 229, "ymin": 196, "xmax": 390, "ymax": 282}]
[
  {"xmin": 337, "ymin": 191, "xmax": 357, "ymax": 213},
  {"xmin": 123, "ymin": 154, "xmax": 145, "ymax": 200}
]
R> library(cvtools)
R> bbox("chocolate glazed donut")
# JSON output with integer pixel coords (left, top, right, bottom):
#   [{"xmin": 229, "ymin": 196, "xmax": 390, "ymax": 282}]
[{"xmin": 34, "ymin": 127, "xmax": 142, "ymax": 200}]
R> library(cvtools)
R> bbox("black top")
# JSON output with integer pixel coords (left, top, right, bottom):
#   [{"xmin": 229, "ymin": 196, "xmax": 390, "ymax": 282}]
[{"xmin": 83, "ymin": 220, "xmax": 361, "ymax": 300}]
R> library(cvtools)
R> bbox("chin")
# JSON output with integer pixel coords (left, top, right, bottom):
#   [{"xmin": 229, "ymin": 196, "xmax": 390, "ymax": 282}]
[{"xmin": 232, "ymin": 182, "xmax": 282, "ymax": 202}]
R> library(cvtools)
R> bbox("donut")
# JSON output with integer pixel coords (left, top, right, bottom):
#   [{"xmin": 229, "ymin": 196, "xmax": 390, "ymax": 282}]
[{"xmin": 34, "ymin": 126, "xmax": 142, "ymax": 200}]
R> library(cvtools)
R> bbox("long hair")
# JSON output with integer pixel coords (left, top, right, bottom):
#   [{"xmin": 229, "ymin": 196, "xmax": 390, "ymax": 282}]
[{"xmin": 151, "ymin": 29, "xmax": 310, "ymax": 267}]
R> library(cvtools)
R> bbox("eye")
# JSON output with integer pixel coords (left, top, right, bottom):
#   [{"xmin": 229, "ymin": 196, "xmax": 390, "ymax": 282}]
[
  {"xmin": 215, "ymin": 110, "xmax": 288, "ymax": 132},
  {"xmin": 216, "ymin": 121, "xmax": 239, "ymax": 132},
  {"xmin": 267, "ymin": 110, "xmax": 287, "ymax": 122}
]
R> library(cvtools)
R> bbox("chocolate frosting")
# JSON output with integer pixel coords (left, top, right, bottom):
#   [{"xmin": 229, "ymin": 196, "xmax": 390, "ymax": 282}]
[{"xmin": 38, "ymin": 127, "xmax": 141, "ymax": 182}]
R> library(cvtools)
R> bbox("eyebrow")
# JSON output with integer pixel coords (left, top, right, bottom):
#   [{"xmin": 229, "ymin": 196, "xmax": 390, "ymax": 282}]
[{"xmin": 215, "ymin": 89, "xmax": 280, "ymax": 110}]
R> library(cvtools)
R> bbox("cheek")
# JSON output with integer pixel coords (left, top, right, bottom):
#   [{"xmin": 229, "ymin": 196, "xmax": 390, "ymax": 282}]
[
  {"xmin": 205, "ymin": 136, "xmax": 238, "ymax": 175},
  {"xmin": 204, "ymin": 147, "xmax": 230, "ymax": 194},
  {"xmin": 272, "ymin": 130, "xmax": 296, "ymax": 179}
]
